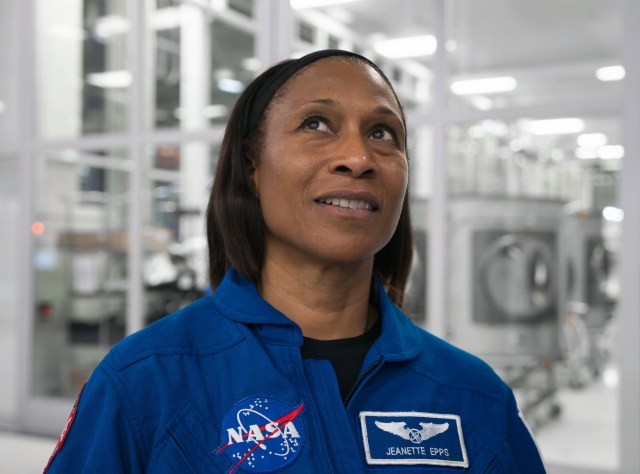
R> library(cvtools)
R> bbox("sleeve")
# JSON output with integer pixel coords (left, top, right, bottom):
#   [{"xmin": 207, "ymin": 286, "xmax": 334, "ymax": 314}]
[
  {"xmin": 505, "ymin": 389, "xmax": 547, "ymax": 474},
  {"xmin": 44, "ymin": 362, "xmax": 145, "ymax": 473}
]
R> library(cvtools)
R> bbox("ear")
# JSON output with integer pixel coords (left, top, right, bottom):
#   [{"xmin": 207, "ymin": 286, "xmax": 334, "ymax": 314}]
[{"xmin": 248, "ymin": 158, "xmax": 260, "ymax": 198}]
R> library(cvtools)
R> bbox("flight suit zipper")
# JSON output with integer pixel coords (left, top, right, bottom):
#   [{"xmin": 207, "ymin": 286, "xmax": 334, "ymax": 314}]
[{"xmin": 343, "ymin": 358, "xmax": 382, "ymax": 406}]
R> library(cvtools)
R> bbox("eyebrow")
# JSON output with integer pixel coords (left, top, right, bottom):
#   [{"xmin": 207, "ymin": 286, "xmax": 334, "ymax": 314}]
[
  {"xmin": 307, "ymin": 98, "xmax": 337, "ymax": 106},
  {"xmin": 305, "ymin": 99, "xmax": 404, "ymax": 123}
]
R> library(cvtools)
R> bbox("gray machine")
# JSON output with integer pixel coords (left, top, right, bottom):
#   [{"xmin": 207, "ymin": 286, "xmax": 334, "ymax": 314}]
[
  {"xmin": 447, "ymin": 196, "xmax": 564, "ymax": 360},
  {"xmin": 559, "ymin": 210, "xmax": 612, "ymax": 329},
  {"xmin": 558, "ymin": 210, "xmax": 614, "ymax": 383},
  {"xmin": 447, "ymin": 196, "xmax": 565, "ymax": 425}
]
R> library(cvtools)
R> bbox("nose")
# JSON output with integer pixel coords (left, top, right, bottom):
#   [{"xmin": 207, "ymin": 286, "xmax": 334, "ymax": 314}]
[{"xmin": 329, "ymin": 131, "xmax": 376, "ymax": 178}]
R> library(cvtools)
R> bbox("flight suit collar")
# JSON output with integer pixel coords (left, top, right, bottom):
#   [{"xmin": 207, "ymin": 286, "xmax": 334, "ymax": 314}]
[{"xmin": 212, "ymin": 269, "xmax": 423, "ymax": 362}]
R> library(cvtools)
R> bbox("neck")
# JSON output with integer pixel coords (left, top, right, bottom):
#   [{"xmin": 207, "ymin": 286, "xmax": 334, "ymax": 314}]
[{"xmin": 259, "ymin": 255, "xmax": 377, "ymax": 340}]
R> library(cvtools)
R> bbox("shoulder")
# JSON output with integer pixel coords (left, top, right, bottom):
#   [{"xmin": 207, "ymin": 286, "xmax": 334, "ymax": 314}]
[
  {"xmin": 398, "ymin": 311, "xmax": 510, "ymax": 404},
  {"xmin": 104, "ymin": 296, "xmax": 245, "ymax": 371}
]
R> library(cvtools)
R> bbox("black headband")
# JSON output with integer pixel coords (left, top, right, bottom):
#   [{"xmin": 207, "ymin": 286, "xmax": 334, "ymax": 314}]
[{"xmin": 245, "ymin": 49, "xmax": 380, "ymax": 137}]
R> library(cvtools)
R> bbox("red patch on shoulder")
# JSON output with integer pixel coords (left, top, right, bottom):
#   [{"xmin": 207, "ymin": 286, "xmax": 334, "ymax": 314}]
[{"xmin": 43, "ymin": 384, "xmax": 85, "ymax": 473}]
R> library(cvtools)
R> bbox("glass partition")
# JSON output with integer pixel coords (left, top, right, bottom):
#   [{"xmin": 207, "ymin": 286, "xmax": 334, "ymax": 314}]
[
  {"xmin": 0, "ymin": 1, "xmax": 20, "ymax": 144},
  {"xmin": 0, "ymin": 156, "xmax": 20, "ymax": 419},
  {"xmin": 142, "ymin": 142, "xmax": 219, "ymax": 325},
  {"xmin": 35, "ymin": 0, "xmax": 132, "ymax": 139},
  {"xmin": 291, "ymin": 0, "xmax": 436, "ymax": 113},
  {"xmin": 31, "ymin": 149, "xmax": 130, "ymax": 398},
  {"xmin": 405, "ymin": 125, "xmax": 433, "ymax": 325},
  {"xmin": 150, "ymin": 1, "xmax": 256, "ymax": 129}
]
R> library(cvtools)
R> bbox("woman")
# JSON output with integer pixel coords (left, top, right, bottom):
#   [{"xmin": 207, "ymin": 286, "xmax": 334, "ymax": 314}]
[{"xmin": 45, "ymin": 50, "xmax": 545, "ymax": 473}]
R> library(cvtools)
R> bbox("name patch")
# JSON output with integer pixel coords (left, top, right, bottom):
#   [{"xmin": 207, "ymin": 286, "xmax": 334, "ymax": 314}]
[
  {"xmin": 216, "ymin": 396, "xmax": 305, "ymax": 473},
  {"xmin": 359, "ymin": 411, "xmax": 468, "ymax": 467}
]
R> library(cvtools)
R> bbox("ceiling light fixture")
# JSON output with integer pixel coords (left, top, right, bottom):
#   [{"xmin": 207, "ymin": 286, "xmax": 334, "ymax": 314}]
[
  {"xmin": 528, "ymin": 118, "xmax": 584, "ymax": 135},
  {"xmin": 217, "ymin": 78, "xmax": 244, "ymax": 94},
  {"xmin": 86, "ymin": 70, "xmax": 132, "ymax": 88},
  {"xmin": 94, "ymin": 15, "xmax": 130, "ymax": 39},
  {"xmin": 596, "ymin": 65, "xmax": 625, "ymax": 82},
  {"xmin": 471, "ymin": 96, "xmax": 493, "ymax": 111},
  {"xmin": 575, "ymin": 147, "xmax": 598, "ymax": 160},
  {"xmin": 450, "ymin": 76, "xmax": 517, "ymax": 95},
  {"xmin": 577, "ymin": 133, "xmax": 608, "ymax": 148},
  {"xmin": 598, "ymin": 145, "xmax": 624, "ymax": 160},
  {"xmin": 374, "ymin": 35, "xmax": 437, "ymax": 59},
  {"xmin": 603, "ymin": 207, "xmax": 624, "ymax": 223},
  {"xmin": 290, "ymin": 0, "xmax": 363, "ymax": 9}
]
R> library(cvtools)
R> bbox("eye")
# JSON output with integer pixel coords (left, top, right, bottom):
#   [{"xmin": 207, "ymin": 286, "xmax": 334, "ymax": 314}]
[
  {"xmin": 301, "ymin": 115, "xmax": 330, "ymax": 132},
  {"xmin": 369, "ymin": 125, "xmax": 397, "ymax": 142}
]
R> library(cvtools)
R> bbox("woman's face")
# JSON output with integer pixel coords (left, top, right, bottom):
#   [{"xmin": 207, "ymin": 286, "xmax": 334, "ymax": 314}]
[{"xmin": 253, "ymin": 58, "xmax": 408, "ymax": 269}]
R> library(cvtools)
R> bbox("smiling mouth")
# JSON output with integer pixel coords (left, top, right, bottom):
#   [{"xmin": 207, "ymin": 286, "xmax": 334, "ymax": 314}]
[{"xmin": 316, "ymin": 197, "xmax": 377, "ymax": 211}]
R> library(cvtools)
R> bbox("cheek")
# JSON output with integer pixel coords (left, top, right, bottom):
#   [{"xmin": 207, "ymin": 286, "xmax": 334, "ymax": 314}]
[{"xmin": 387, "ymin": 160, "xmax": 409, "ymax": 196}]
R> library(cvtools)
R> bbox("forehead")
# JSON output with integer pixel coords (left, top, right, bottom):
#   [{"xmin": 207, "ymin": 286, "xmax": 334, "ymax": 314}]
[{"xmin": 273, "ymin": 57, "xmax": 400, "ymax": 110}]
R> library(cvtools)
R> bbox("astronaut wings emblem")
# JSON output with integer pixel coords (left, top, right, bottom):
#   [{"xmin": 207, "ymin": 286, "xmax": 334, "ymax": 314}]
[
  {"xmin": 374, "ymin": 421, "xmax": 449, "ymax": 444},
  {"xmin": 359, "ymin": 411, "xmax": 469, "ymax": 467}
]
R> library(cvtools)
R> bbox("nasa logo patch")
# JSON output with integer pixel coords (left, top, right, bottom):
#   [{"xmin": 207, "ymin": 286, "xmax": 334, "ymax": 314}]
[
  {"xmin": 215, "ymin": 396, "xmax": 305, "ymax": 473},
  {"xmin": 43, "ymin": 384, "xmax": 85, "ymax": 473},
  {"xmin": 359, "ymin": 411, "xmax": 469, "ymax": 468}
]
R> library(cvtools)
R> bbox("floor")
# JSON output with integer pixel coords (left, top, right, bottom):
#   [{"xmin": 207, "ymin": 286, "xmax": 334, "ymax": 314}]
[
  {"xmin": 535, "ymin": 378, "xmax": 619, "ymax": 473},
  {"xmin": 0, "ymin": 378, "xmax": 619, "ymax": 474}
]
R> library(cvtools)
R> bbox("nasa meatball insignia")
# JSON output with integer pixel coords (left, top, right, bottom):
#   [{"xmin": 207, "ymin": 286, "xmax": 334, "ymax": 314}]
[{"xmin": 216, "ymin": 396, "xmax": 305, "ymax": 473}]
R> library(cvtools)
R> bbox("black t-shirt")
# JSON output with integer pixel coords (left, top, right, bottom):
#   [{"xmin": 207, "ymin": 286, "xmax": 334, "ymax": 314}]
[{"xmin": 301, "ymin": 318, "xmax": 381, "ymax": 404}]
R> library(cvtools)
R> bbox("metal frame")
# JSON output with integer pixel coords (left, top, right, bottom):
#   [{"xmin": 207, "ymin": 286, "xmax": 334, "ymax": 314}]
[{"xmin": 619, "ymin": 0, "xmax": 640, "ymax": 469}]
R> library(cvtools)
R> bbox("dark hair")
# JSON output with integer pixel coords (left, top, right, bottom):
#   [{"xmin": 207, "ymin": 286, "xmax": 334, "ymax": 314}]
[{"xmin": 206, "ymin": 50, "xmax": 413, "ymax": 306}]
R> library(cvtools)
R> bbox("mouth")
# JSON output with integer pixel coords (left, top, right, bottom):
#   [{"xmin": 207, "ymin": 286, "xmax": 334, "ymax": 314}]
[{"xmin": 315, "ymin": 197, "xmax": 378, "ymax": 211}]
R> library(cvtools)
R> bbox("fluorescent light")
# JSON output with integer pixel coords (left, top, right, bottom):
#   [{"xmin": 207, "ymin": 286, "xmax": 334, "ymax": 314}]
[
  {"xmin": 450, "ymin": 76, "xmax": 516, "ymax": 95},
  {"xmin": 217, "ymin": 78, "xmax": 244, "ymax": 93},
  {"xmin": 598, "ymin": 145, "xmax": 624, "ymax": 160},
  {"xmin": 0, "ymin": 100, "xmax": 5, "ymax": 114},
  {"xmin": 603, "ymin": 367, "xmax": 619, "ymax": 388},
  {"xmin": 471, "ymin": 96, "xmax": 493, "ymax": 111},
  {"xmin": 374, "ymin": 35, "xmax": 437, "ymax": 59},
  {"xmin": 94, "ymin": 15, "xmax": 130, "ymax": 39},
  {"xmin": 86, "ymin": 70, "xmax": 132, "ymax": 88},
  {"xmin": 577, "ymin": 132, "xmax": 608, "ymax": 147},
  {"xmin": 575, "ymin": 147, "xmax": 598, "ymax": 160},
  {"xmin": 596, "ymin": 65, "xmax": 625, "ymax": 82},
  {"xmin": 290, "ymin": 0, "xmax": 363, "ymax": 9},
  {"xmin": 528, "ymin": 118, "xmax": 584, "ymax": 135},
  {"xmin": 603, "ymin": 207, "xmax": 624, "ymax": 223}
]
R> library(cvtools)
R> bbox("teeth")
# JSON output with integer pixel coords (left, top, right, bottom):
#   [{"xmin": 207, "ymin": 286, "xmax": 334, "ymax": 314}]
[{"xmin": 318, "ymin": 198, "xmax": 372, "ymax": 210}]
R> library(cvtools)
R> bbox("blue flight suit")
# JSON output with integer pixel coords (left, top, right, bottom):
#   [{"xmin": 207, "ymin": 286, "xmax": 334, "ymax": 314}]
[{"xmin": 45, "ymin": 269, "xmax": 546, "ymax": 473}]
